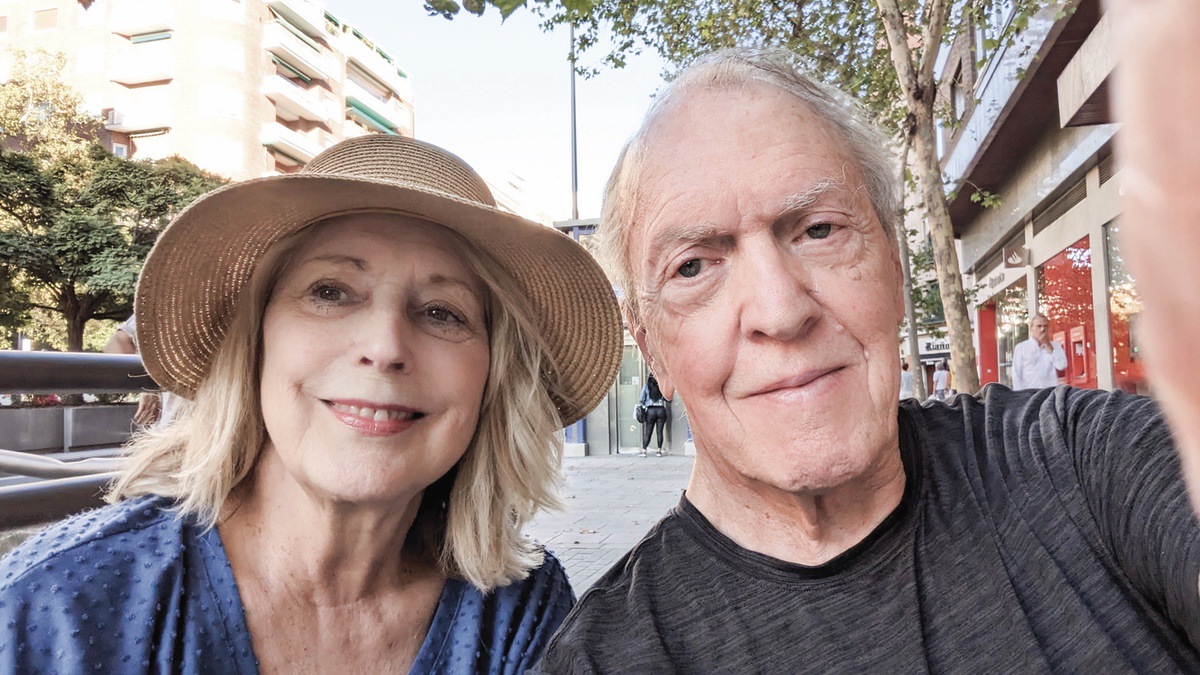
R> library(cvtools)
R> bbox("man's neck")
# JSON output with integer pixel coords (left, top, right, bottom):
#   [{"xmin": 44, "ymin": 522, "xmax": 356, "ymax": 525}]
[{"xmin": 684, "ymin": 443, "xmax": 907, "ymax": 567}]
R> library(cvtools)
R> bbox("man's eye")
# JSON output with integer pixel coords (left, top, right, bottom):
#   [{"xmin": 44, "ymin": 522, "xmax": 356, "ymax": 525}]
[
  {"xmin": 806, "ymin": 223, "xmax": 833, "ymax": 239},
  {"xmin": 677, "ymin": 259, "xmax": 703, "ymax": 279}
]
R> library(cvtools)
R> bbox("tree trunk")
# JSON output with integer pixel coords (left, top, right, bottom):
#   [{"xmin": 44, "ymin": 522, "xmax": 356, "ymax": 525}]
[
  {"xmin": 910, "ymin": 108, "xmax": 981, "ymax": 394},
  {"xmin": 895, "ymin": 136, "xmax": 927, "ymax": 400}
]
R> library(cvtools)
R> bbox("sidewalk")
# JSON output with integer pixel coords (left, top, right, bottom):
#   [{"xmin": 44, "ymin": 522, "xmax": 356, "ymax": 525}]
[{"xmin": 526, "ymin": 453, "xmax": 693, "ymax": 593}]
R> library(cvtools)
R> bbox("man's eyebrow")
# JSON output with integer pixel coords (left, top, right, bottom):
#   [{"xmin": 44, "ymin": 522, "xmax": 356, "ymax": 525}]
[
  {"xmin": 780, "ymin": 178, "xmax": 845, "ymax": 212},
  {"xmin": 645, "ymin": 224, "xmax": 732, "ymax": 263}
]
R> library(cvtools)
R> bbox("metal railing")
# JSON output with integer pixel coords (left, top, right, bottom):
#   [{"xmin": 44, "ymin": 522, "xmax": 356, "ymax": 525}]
[{"xmin": 0, "ymin": 351, "xmax": 156, "ymax": 529}]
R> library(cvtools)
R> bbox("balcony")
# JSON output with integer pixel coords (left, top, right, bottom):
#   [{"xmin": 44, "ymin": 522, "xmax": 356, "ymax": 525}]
[
  {"xmin": 104, "ymin": 109, "xmax": 172, "ymax": 134},
  {"xmin": 109, "ymin": 0, "xmax": 175, "ymax": 37},
  {"xmin": 263, "ymin": 21, "xmax": 332, "ymax": 82},
  {"xmin": 268, "ymin": 0, "xmax": 326, "ymax": 38},
  {"xmin": 261, "ymin": 122, "xmax": 321, "ymax": 164},
  {"xmin": 338, "ymin": 32, "xmax": 412, "ymax": 104},
  {"xmin": 263, "ymin": 75, "xmax": 330, "ymax": 122},
  {"xmin": 344, "ymin": 79, "xmax": 408, "ymax": 134},
  {"xmin": 1057, "ymin": 11, "xmax": 1113, "ymax": 127},
  {"xmin": 109, "ymin": 42, "xmax": 174, "ymax": 86}
]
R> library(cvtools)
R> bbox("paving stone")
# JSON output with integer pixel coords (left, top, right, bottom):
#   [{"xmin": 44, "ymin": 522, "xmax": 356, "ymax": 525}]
[{"xmin": 527, "ymin": 455, "xmax": 693, "ymax": 593}]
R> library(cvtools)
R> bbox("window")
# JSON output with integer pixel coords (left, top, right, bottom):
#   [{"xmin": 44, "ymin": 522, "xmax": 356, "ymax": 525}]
[
  {"xmin": 32, "ymin": 8, "xmax": 57, "ymax": 31},
  {"xmin": 112, "ymin": 143, "xmax": 128, "ymax": 158}
]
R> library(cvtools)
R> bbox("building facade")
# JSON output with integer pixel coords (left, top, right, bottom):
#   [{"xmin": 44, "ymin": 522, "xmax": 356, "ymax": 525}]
[
  {"xmin": 936, "ymin": 0, "xmax": 1135, "ymax": 393},
  {"xmin": 0, "ymin": 0, "xmax": 415, "ymax": 178}
]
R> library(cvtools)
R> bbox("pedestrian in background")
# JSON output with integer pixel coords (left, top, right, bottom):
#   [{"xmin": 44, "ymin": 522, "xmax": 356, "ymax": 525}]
[
  {"xmin": 638, "ymin": 374, "xmax": 669, "ymax": 457},
  {"xmin": 932, "ymin": 361, "xmax": 949, "ymax": 400},
  {"xmin": 104, "ymin": 314, "xmax": 185, "ymax": 428},
  {"xmin": 1011, "ymin": 313, "xmax": 1067, "ymax": 390},
  {"xmin": 899, "ymin": 362, "xmax": 914, "ymax": 400}
]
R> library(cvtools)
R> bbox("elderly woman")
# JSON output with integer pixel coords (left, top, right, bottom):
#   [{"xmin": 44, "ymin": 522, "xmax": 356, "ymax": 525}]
[{"xmin": 0, "ymin": 136, "xmax": 620, "ymax": 672}]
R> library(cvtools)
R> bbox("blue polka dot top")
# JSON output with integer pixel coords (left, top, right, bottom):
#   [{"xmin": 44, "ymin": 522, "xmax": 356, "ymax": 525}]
[{"xmin": 0, "ymin": 496, "xmax": 575, "ymax": 673}]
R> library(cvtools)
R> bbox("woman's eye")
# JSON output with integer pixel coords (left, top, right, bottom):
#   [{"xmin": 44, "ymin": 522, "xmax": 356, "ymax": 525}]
[
  {"xmin": 806, "ymin": 223, "xmax": 834, "ymax": 240},
  {"xmin": 426, "ymin": 305, "xmax": 463, "ymax": 324},
  {"xmin": 309, "ymin": 283, "xmax": 351, "ymax": 304},
  {"xmin": 677, "ymin": 259, "xmax": 703, "ymax": 279}
]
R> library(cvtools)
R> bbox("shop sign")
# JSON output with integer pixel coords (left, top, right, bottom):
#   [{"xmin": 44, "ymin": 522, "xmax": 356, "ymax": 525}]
[
  {"xmin": 1003, "ymin": 242, "xmax": 1029, "ymax": 269},
  {"xmin": 922, "ymin": 337, "xmax": 950, "ymax": 354}
]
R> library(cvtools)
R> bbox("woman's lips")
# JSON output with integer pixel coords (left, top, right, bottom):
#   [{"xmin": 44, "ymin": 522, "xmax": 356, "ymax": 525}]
[{"xmin": 323, "ymin": 400, "xmax": 422, "ymax": 436}]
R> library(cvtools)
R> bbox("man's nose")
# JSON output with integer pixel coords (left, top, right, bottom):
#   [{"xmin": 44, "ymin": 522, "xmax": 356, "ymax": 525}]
[
  {"xmin": 354, "ymin": 305, "xmax": 413, "ymax": 373},
  {"xmin": 735, "ymin": 243, "xmax": 821, "ymax": 342}
]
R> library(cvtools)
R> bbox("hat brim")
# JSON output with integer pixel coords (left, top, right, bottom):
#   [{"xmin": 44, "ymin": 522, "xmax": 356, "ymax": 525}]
[{"xmin": 136, "ymin": 174, "xmax": 621, "ymax": 427}]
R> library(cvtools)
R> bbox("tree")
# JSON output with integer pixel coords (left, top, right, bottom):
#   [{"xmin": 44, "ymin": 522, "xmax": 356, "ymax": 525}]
[
  {"xmin": 0, "ymin": 146, "xmax": 227, "ymax": 351},
  {"xmin": 428, "ymin": 0, "xmax": 1053, "ymax": 394},
  {"xmin": 0, "ymin": 49, "xmax": 101, "ymax": 164}
]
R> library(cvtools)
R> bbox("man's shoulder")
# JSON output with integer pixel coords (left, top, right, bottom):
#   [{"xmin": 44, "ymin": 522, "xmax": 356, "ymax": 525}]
[{"xmin": 535, "ymin": 510, "xmax": 694, "ymax": 672}]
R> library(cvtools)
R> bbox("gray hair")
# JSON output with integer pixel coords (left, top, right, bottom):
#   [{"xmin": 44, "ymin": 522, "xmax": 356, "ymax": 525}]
[{"xmin": 597, "ymin": 47, "xmax": 899, "ymax": 320}]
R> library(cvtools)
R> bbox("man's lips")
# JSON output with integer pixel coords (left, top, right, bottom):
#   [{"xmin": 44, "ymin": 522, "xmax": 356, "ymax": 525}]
[
  {"xmin": 322, "ymin": 399, "xmax": 424, "ymax": 435},
  {"xmin": 751, "ymin": 366, "xmax": 847, "ymax": 397}
]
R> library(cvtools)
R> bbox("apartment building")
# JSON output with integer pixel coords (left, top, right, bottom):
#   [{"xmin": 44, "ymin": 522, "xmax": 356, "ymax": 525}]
[
  {"xmin": 934, "ymin": 0, "xmax": 1129, "ymax": 392},
  {"xmin": 0, "ymin": 0, "xmax": 415, "ymax": 178}
]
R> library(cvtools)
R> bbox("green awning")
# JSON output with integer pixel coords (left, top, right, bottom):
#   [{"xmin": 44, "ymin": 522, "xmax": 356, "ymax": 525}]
[
  {"xmin": 270, "ymin": 54, "xmax": 311, "ymax": 83},
  {"xmin": 346, "ymin": 96, "xmax": 397, "ymax": 134}
]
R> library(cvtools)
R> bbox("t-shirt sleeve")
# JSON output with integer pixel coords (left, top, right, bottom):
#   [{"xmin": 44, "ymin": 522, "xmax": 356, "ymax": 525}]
[
  {"xmin": 1051, "ymin": 388, "xmax": 1200, "ymax": 646},
  {"xmin": 529, "ymin": 588, "xmax": 616, "ymax": 675}
]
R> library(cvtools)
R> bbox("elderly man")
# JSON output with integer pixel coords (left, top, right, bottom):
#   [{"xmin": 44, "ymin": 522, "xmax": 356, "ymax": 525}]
[
  {"xmin": 1011, "ymin": 313, "xmax": 1067, "ymax": 389},
  {"xmin": 535, "ymin": 47, "xmax": 1200, "ymax": 672}
]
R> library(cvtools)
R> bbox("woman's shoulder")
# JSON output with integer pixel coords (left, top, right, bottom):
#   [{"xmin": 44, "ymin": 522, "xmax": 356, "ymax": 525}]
[
  {"xmin": 0, "ymin": 495, "xmax": 181, "ymax": 593},
  {"xmin": 416, "ymin": 549, "xmax": 574, "ymax": 673}
]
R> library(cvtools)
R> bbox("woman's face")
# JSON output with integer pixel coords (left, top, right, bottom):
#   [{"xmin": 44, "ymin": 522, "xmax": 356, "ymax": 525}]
[{"xmin": 258, "ymin": 214, "xmax": 490, "ymax": 506}]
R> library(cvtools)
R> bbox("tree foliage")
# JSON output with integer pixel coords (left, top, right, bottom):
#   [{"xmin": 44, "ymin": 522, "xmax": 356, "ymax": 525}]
[
  {"xmin": 0, "ymin": 146, "xmax": 226, "ymax": 351},
  {"xmin": 0, "ymin": 49, "xmax": 101, "ymax": 164}
]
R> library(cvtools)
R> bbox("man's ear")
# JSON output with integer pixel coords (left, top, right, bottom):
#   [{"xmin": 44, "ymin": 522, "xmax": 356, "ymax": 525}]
[{"xmin": 626, "ymin": 305, "xmax": 677, "ymax": 400}]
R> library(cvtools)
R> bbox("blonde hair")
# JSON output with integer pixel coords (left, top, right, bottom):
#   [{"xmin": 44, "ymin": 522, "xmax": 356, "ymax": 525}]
[
  {"xmin": 599, "ymin": 47, "xmax": 899, "ymax": 323},
  {"xmin": 110, "ymin": 214, "xmax": 565, "ymax": 591}
]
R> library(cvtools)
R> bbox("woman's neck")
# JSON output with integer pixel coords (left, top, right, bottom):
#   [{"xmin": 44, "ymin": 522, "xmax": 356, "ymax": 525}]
[{"xmin": 219, "ymin": 448, "xmax": 436, "ymax": 606}]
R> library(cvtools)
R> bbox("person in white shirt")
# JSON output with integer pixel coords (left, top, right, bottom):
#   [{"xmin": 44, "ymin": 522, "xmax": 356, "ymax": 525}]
[
  {"xmin": 1010, "ymin": 313, "xmax": 1068, "ymax": 390},
  {"xmin": 899, "ymin": 362, "xmax": 915, "ymax": 400},
  {"xmin": 932, "ymin": 361, "xmax": 950, "ymax": 400}
]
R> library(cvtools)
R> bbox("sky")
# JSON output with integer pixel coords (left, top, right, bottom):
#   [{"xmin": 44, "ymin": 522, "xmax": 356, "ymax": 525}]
[{"xmin": 327, "ymin": 0, "xmax": 668, "ymax": 222}]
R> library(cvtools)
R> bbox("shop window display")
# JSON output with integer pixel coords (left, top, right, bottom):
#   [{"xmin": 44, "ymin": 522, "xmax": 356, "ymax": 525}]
[
  {"xmin": 994, "ymin": 283, "xmax": 1029, "ymax": 388},
  {"xmin": 1105, "ymin": 220, "xmax": 1147, "ymax": 394},
  {"xmin": 1036, "ymin": 235, "xmax": 1098, "ymax": 390}
]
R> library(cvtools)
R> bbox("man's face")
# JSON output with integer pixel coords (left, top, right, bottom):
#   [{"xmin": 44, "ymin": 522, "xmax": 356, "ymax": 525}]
[
  {"xmin": 628, "ymin": 84, "xmax": 905, "ymax": 494},
  {"xmin": 1030, "ymin": 317, "xmax": 1050, "ymax": 344}
]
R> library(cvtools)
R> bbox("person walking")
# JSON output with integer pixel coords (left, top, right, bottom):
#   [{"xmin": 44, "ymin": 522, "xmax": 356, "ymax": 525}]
[
  {"xmin": 932, "ymin": 361, "xmax": 950, "ymax": 401},
  {"xmin": 638, "ymin": 374, "xmax": 670, "ymax": 457},
  {"xmin": 899, "ymin": 362, "xmax": 915, "ymax": 400},
  {"xmin": 1011, "ymin": 313, "xmax": 1067, "ymax": 390}
]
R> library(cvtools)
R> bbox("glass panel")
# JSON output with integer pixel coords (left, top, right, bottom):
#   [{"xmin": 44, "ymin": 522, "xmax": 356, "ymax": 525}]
[
  {"xmin": 1105, "ymin": 220, "xmax": 1147, "ymax": 394},
  {"xmin": 1037, "ymin": 235, "xmax": 1097, "ymax": 389},
  {"xmin": 994, "ymin": 281, "xmax": 1028, "ymax": 388},
  {"xmin": 616, "ymin": 344, "xmax": 644, "ymax": 451}
]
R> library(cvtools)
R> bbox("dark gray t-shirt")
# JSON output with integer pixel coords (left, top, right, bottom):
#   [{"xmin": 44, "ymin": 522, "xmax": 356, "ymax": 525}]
[{"xmin": 535, "ymin": 386, "xmax": 1200, "ymax": 673}]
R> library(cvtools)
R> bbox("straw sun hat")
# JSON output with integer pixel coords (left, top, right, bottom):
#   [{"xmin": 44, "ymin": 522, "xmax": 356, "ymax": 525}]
[{"xmin": 135, "ymin": 134, "xmax": 621, "ymax": 426}]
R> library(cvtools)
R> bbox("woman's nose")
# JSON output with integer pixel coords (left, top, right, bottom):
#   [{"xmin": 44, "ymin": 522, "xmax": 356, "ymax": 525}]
[{"xmin": 355, "ymin": 306, "xmax": 412, "ymax": 373}]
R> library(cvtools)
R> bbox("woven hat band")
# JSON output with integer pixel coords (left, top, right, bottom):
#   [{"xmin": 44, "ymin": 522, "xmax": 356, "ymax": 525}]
[{"xmin": 303, "ymin": 135, "xmax": 495, "ymax": 208}]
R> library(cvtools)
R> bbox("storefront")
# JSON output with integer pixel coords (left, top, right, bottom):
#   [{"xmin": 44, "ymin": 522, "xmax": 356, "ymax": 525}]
[
  {"xmin": 1104, "ymin": 219, "xmax": 1147, "ymax": 394},
  {"xmin": 976, "ymin": 252, "xmax": 1030, "ymax": 388},
  {"xmin": 1036, "ymin": 235, "xmax": 1098, "ymax": 390}
]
